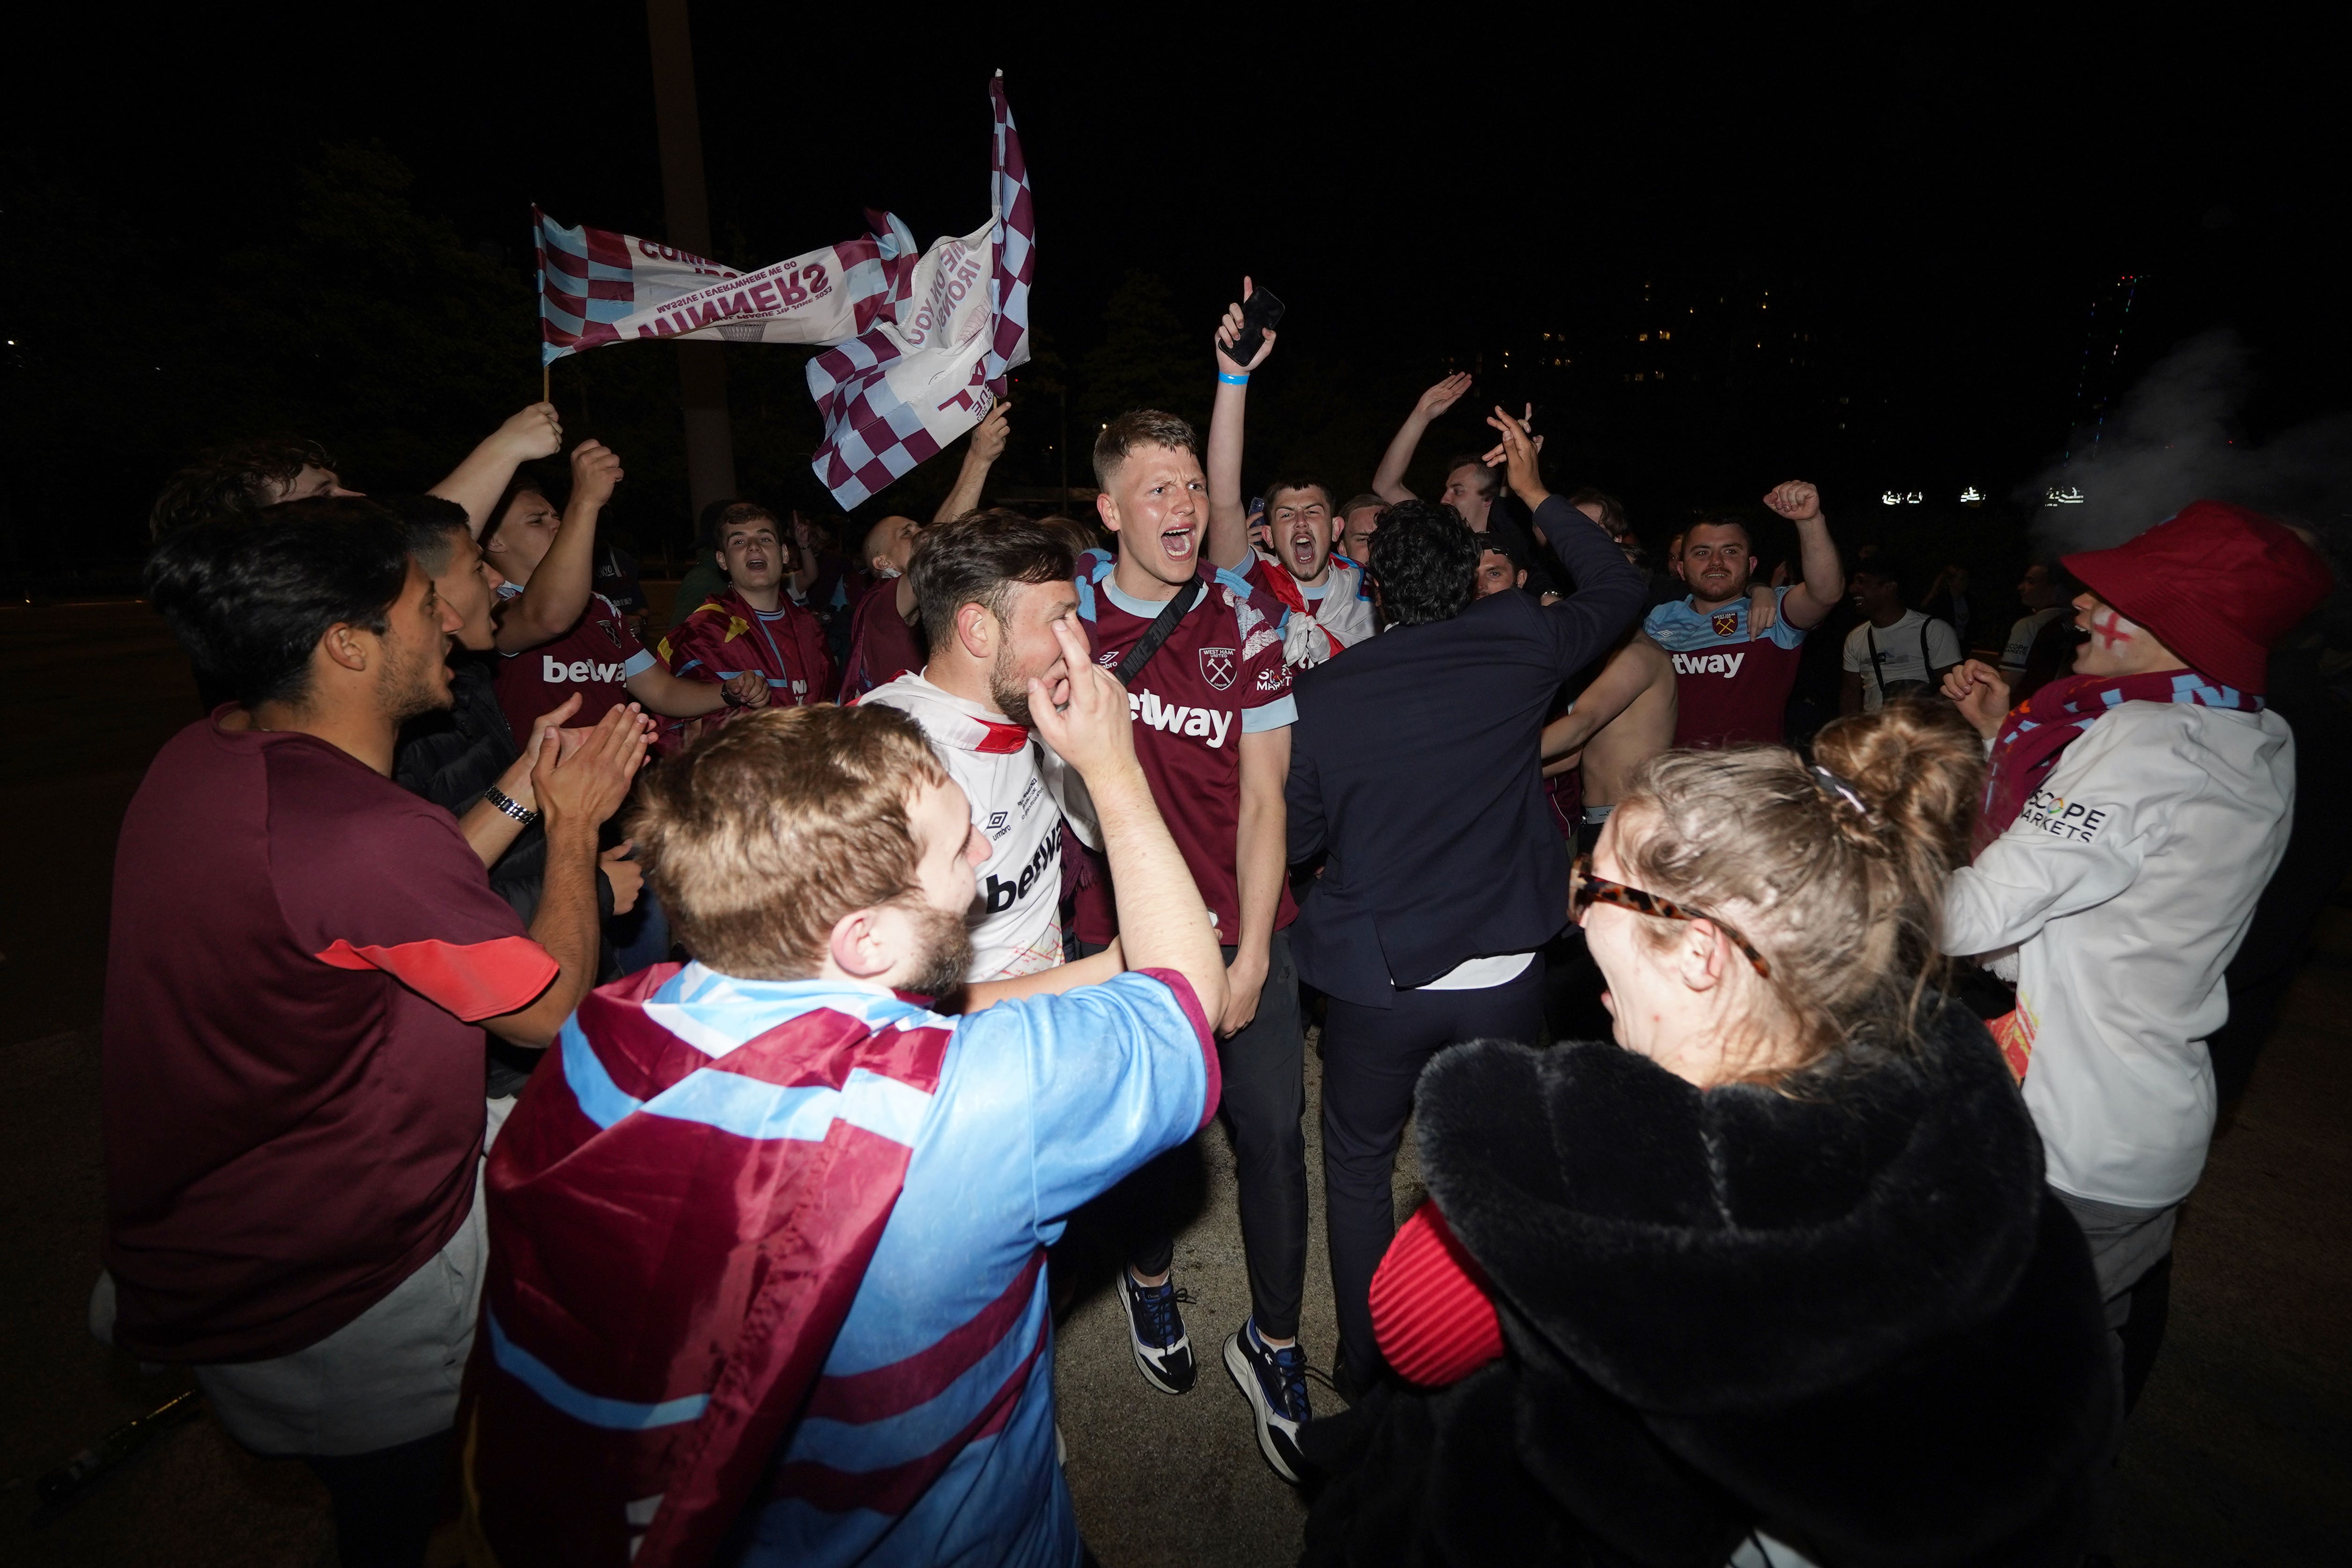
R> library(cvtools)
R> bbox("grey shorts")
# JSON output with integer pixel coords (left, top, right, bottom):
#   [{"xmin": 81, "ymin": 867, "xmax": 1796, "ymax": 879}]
[
  {"xmin": 87, "ymin": 1098, "xmax": 520, "ymax": 1458},
  {"xmin": 192, "ymin": 1156, "xmax": 490, "ymax": 1458}
]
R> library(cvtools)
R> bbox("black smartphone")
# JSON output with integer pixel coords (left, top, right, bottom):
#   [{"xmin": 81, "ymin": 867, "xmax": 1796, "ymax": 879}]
[{"xmin": 1225, "ymin": 288, "xmax": 1287, "ymax": 366}]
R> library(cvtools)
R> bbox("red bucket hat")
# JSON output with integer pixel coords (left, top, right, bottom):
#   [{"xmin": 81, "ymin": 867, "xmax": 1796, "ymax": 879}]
[{"xmin": 2061, "ymin": 499, "xmax": 2334, "ymax": 695}]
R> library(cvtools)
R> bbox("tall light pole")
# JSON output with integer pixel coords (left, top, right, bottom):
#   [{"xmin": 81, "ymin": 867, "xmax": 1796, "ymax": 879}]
[{"xmin": 645, "ymin": 0, "xmax": 737, "ymax": 528}]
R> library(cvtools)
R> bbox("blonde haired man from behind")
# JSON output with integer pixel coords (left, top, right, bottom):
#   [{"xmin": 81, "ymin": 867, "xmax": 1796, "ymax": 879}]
[{"xmin": 465, "ymin": 647, "xmax": 1228, "ymax": 1568}]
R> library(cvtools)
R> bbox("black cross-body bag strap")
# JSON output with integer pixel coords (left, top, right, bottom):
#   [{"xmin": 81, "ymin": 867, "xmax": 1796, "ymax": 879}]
[{"xmin": 1114, "ymin": 580, "xmax": 1198, "ymax": 687}]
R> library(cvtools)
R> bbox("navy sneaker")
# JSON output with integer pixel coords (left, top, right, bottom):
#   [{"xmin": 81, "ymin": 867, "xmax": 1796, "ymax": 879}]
[
  {"xmin": 1117, "ymin": 1268, "xmax": 1196, "ymax": 1394},
  {"xmin": 1223, "ymin": 1318, "xmax": 1309, "ymax": 1482}
]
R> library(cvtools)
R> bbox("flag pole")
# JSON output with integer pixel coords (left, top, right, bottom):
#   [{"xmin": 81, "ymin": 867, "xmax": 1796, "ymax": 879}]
[{"xmin": 542, "ymin": 360, "xmax": 550, "ymax": 405}]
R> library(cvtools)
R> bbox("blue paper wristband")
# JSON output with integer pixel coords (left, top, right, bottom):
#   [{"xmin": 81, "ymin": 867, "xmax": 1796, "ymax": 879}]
[{"xmin": 1217, "ymin": 371, "xmax": 1250, "ymax": 386}]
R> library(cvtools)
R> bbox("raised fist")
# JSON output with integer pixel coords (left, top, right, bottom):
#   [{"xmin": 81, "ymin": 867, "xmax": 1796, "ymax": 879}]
[
  {"xmin": 570, "ymin": 439, "xmax": 625, "ymax": 510},
  {"xmin": 497, "ymin": 402, "xmax": 564, "ymax": 462},
  {"xmin": 1762, "ymin": 480, "xmax": 1822, "ymax": 523}
]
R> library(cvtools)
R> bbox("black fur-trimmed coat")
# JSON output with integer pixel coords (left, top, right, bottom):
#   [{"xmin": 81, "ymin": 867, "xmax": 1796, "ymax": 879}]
[{"xmin": 1302, "ymin": 1004, "xmax": 2115, "ymax": 1568}]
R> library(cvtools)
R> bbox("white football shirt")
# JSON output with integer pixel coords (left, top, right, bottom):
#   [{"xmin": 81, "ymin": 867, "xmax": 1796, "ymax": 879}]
[{"xmin": 859, "ymin": 673, "xmax": 1084, "ymax": 979}]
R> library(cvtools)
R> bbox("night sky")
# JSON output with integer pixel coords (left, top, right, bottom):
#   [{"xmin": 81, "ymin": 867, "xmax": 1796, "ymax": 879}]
[{"xmin": 5, "ymin": 6, "xmax": 2340, "ymax": 574}]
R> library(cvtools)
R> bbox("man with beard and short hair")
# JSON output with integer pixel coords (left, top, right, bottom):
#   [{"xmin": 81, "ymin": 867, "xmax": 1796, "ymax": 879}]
[
  {"xmin": 839, "ymin": 404, "xmax": 1018, "ymax": 702},
  {"xmin": 106, "ymin": 500, "xmax": 647, "ymax": 1567},
  {"xmin": 860, "ymin": 511, "xmax": 1097, "ymax": 981},
  {"xmin": 659, "ymin": 502, "xmax": 836, "ymax": 735},
  {"xmin": 1073, "ymin": 397, "xmax": 1311, "ymax": 1479},
  {"xmin": 464, "ymin": 659, "xmax": 1231, "ymax": 1568},
  {"xmin": 1641, "ymin": 483, "xmax": 1845, "ymax": 748}
]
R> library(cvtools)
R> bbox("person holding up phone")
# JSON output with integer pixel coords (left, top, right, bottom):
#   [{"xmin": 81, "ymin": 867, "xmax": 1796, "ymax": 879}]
[{"xmin": 1203, "ymin": 280, "xmax": 1377, "ymax": 671}]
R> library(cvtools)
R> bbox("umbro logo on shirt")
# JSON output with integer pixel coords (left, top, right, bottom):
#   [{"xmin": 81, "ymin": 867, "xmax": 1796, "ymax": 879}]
[
  {"xmin": 1671, "ymin": 650, "xmax": 1748, "ymax": 678},
  {"xmin": 543, "ymin": 654, "xmax": 632, "ymax": 684}
]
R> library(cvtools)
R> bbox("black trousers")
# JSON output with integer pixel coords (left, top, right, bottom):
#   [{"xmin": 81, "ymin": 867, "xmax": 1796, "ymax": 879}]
[
  {"xmin": 1322, "ymin": 965, "xmax": 1546, "ymax": 1376},
  {"xmin": 1095, "ymin": 930, "xmax": 1309, "ymax": 1340},
  {"xmin": 302, "ymin": 1429, "xmax": 449, "ymax": 1568}
]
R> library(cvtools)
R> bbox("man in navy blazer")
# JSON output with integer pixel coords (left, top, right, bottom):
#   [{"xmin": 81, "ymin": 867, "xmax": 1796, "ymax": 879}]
[{"xmin": 1287, "ymin": 414, "xmax": 1646, "ymax": 1384}]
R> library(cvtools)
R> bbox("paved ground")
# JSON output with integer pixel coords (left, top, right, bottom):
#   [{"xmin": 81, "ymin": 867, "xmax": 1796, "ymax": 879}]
[{"xmin": 2, "ymin": 601, "xmax": 2345, "ymax": 1565}]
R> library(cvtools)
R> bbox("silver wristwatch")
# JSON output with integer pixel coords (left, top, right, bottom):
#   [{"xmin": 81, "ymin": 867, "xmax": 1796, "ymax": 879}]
[{"xmin": 482, "ymin": 784, "xmax": 541, "ymax": 827}]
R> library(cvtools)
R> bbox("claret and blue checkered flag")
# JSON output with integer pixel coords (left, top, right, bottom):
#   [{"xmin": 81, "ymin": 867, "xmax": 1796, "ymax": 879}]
[
  {"xmin": 532, "ymin": 208, "xmax": 915, "ymax": 363},
  {"xmin": 807, "ymin": 73, "xmax": 1035, "ymax": 508}
]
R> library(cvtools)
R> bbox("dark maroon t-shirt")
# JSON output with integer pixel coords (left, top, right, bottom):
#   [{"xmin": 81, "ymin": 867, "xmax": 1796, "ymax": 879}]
[
  {"xmin": 492, "ymin": 586, "xmax": 659, "ymax": 751},
  {"xmin": 1071, "ymin": 562, "xmax": 1298, "ymax": 947},
  {"xmin": 839, "ymin": 579, "xmax": 927, "ymax": 701},
  {"xmin": 102, "ymin": 714, "xmax": 557, "ymax": 1362}
]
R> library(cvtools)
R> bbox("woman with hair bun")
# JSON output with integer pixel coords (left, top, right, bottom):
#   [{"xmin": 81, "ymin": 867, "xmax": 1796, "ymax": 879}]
[{"xmin": 1302, "ymin": 700, "xmax": 2115, "ymax": 1568}]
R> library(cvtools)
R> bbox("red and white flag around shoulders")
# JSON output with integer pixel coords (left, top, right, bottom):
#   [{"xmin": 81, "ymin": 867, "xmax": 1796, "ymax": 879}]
[{"xmin": 531, "ymin": 73, "xmax": 1033, "ymax": 510}]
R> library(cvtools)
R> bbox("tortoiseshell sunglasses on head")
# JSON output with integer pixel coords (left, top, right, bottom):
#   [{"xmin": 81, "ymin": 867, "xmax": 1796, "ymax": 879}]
[{"xmin": 1571, "ymin": 853, "xmax": 1773, "ymax": 979}]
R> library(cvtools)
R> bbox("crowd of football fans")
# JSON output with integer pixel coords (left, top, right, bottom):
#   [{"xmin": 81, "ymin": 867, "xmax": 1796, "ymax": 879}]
[{"xmin": 95, "ymin": 282, "xmax": 2343, "ymax": 1568}]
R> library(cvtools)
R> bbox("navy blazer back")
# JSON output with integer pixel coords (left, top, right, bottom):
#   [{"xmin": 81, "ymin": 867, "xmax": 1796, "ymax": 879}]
[{"xmin": 1286, "ymin": 500, "xmax": 1645, "ymax": 1006}]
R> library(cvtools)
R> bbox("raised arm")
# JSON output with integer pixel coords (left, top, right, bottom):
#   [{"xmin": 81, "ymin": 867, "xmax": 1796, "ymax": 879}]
[
  {"xmin": 626, "ymin": 663, "xmax": 769, "ymax": 721},
  {"xmin": 496, "ymin": 440, "xmax": 622, "ymax": 651},
  {"xmin": 1206, "ymin": 278, "xmax": 1277, "ymax": 570},
  {"xmin": 934, "ymin": 402, "xmax": 1012, "ymax": 523},
  {"xmin": 1487, "ymin": 411, "xmax": 1644, "ymax": 668},
  {"xmin": 1372, "ymin": 373, "xmax": 1473, "ymax": 503},
  {"xmin": 1762, "ymin": 480, "xmax": 1845, "ymax": 629},
  {"xmin": 1540, "ymin": 636, "xmax": 1666, "ymax": 761},
  {"xmin": 430, "ymin": 403, "xmax": 566, "ymax": 537},
  {"xmin": 1028, "ymin": 616, "xmax": 1227, "ymax": 1021}
]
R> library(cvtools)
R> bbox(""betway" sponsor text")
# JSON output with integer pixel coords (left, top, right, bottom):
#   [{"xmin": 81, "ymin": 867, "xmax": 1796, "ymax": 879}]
[
  {"xmin": 1127, "ymin": 690, "xmax": 1234, "ymax": 748},
  {"xmin": 1671, "ymin": 650, "xmax": 1747, "ymax": 679},
  {"xmin": 544, "ymin": 654, "xmax": 631, "ymax": 685}
]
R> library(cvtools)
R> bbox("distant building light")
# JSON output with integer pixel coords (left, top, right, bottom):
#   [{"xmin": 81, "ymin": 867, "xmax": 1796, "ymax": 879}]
[
  {"xmin": 1960, "ymin": 486, "xmax": 1985, "ymax": 503},
  {"xmin": 1658, "ymin": 329, "xmax": 1672, "ymax": 340},
  {"xmin": 1638, "ymin": 333, "xmax": 1649, "ymax": 342}
]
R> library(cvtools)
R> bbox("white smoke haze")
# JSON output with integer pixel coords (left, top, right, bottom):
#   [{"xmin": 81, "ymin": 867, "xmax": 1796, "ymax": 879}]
[{"xmin": 2019, "ymin": 329, "xmax": 2352, "ymax": 564}]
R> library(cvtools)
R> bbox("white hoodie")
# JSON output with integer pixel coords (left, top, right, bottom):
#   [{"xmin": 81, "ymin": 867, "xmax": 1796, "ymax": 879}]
[{"xmin": 1945, "ymin": 700, "xmax": 2294, "ymax": 1208}]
